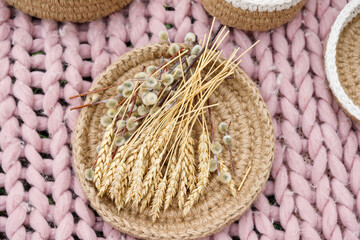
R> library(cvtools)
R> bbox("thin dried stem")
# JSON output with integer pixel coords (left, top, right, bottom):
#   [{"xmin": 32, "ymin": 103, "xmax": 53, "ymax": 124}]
[{"xmin": 238, "ymin": 165, "xmax": 252, "ymax": 192}]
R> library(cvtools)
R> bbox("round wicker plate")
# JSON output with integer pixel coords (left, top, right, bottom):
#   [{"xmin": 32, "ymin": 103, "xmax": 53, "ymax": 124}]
[
  {"xmin": 72, "ymin": 43, "xmax": 275, "ymax": 239},
  {"xmin": 325, "ymin": 1, "xmax": 360, "ymax": 123},
  {"xmin": 6, "ymin": 0, "xmax": 131, "ymax": 22},
  {"xmin": 202, "ymin": 0, "xmax": 306, "ymax": 31}
]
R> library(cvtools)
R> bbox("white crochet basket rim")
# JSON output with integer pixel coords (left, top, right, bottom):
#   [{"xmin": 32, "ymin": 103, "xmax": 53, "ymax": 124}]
[
  {"xmin": 325, "ymin": 0, "xmax": 360, "ymax": 121},
  {"xmin": 224, "ymin": 0, "xmax": 302, "ymax": 12}
]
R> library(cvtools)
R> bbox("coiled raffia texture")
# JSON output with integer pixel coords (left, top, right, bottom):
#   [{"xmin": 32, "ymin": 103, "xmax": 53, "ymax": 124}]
[
  {"xmin": 202, "ymin": 0, "xmax": 306, "ymax": 31},
  {"xmin": 325, "ymin": 0, "xmax": 360, "ymax": 123},
  {"xmin": 0, "ymin": 0, "xmax": 359, "ymax": 239},
  {"xmin": 5, "ymin": 0, "xmax": 132, "ymax": 22}
]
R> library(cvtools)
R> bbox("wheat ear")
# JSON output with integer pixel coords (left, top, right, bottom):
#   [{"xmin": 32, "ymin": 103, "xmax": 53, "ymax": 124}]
[
  {"xmin": 140, "ymin": 172, "xmax": 162, "ymax": 213},
  {"xmin": 108, "ymin": 145, "xmax": 138, "ymax": 208},
  {"xmin": 178, "ymin": 134, "xmax": 195, "ymax": 209},
  {"xmin": 141, "ymin": 149, "xmax": 163, "ymax": 199},
  {"xmin": 110, "ymin": 158, "xmax": 127, "ymax": 210},
  {"xmin": 94, "ymin": 123, "xmax": 114, "ymax": 190},
  {"xmin": 125, "ymin": 152, "xmax": 138, "ymax": 185},
  {"xmin": 187, "ymin": 135, "xmax": 196, "ymax": 192},
  {"xmin": 126, "ymin": 133, "xmax": 153, "ymax": 205},
  {"xmin": 151, "ymin": 177, "xmax": 167, "ymax": 222},
  {"xmin": 141, "ymin": 123, "xmax": 173, "ymax": 199},
  {"xmin": 124, "ymin": 132, "xmax": 147, "ymax": 184},
  {"xmin": 163, "ymin": 150, "xmax": 181, "ymax": 210},
  {"xmin": 110, "ymin": 148, "xmax": 140, "ymax": 210},
  {"xmin": 183, "ymin": 130, "xmax": 210, "ymax": 215},
  {"xmin": 98, "ymin": 145, "xmax": 125, "ymax": 197}
]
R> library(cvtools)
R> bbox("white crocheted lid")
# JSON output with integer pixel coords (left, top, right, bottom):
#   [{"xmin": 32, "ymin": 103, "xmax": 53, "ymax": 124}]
[
  {"xmin": 325, "ymin": 0, "xmax": 360, "ymax": 121},
  {"xmin": 224, "ymin": 0, "xmax": 302, "ymax": 12}
]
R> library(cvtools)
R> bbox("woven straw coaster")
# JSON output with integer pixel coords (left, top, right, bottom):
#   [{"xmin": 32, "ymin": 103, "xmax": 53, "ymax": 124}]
[
  {"xmin": 325, "ymin": 1, "xmax": 360, "ymax": 123},
  {"xmin": 6, "ymin": 0, "xmax": 131, "ymax": 22},
  {"xmin": 202, "ymin": 0, "xmax": 306, "ymax": 31},
  {"xmin": 72, "ymin": 43, "xmax": 275, "ymax": 240}
]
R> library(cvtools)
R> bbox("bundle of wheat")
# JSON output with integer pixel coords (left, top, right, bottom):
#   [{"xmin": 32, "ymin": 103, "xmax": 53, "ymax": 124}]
[{"xmin": 72, "ymin": 18, "xmax": 274, "ymax": 239}]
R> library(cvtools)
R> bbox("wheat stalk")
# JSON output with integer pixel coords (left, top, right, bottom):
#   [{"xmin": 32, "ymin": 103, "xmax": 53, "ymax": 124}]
[{"xmin": 238, "ymin": 165, "xmax": 252, "ymax": 191}]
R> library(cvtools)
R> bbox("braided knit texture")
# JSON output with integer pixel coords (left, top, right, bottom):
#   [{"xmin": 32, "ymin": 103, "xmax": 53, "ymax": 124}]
[{"xmin": 0, "ymin": 0, "xmax": 359, "ymax": 239}]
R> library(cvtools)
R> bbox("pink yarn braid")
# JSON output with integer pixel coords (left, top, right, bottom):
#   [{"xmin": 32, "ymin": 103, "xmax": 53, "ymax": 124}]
[{"xmin": 0, "ymin": 0, "xmax": 359, "ymax": 239}]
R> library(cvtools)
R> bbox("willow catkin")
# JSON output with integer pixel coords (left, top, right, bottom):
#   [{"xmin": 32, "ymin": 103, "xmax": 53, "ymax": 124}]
[
  {"xmin": 151, "ymin": 177, "xmax": 167, "ymax": 222},
  {"xmin": 183, "ymin": 131, "xmax": 210, "ymax": 216},
  {"xmin": 94, "ymin": 123, "xmax": 115, "ymax": 190},
  {"xmin": 178, "ymin": 135, "xmax": 195, "ymax": 209},
  {"xmin": 218, "ymin": 156, "xmax": 236, "ymax": 196}
]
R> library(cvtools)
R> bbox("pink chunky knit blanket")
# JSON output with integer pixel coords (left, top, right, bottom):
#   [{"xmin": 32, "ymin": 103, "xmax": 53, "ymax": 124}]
[{"xmin": 0, "ymin": 0, "xmax": 358, "ymax": 239}]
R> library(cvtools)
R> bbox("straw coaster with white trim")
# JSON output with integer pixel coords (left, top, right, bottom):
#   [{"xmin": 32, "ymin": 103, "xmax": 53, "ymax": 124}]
[
  {"xmin": 202, "ymin": 0, "xmax": 306, "ymax": 31},
  {"xmin": 325, "ymin": 1, "xmax": 360, "ymax": 123},
  {"xmin": 72, "ymin": 43, "xmax": 275, "ymax": 240},
  {"xmin": 6, "ymin": 0, "xmax": 131, "ymax": 22}
]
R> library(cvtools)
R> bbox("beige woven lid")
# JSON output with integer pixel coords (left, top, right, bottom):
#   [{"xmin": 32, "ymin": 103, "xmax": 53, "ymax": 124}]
[
  {"xmin": 325, "ymin": 1, "xmax": 360, "ymax": 122},
  {"xmin": 6, "ymin": 0, "xmax": 131, "ymax": 22},
  {"xmin": 202, "ymin": 0, "xmax": 306, "ymax": 31},
  {"xmin": 72, "ymin": 43, "xmax": 275, "ymax": 239}
]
